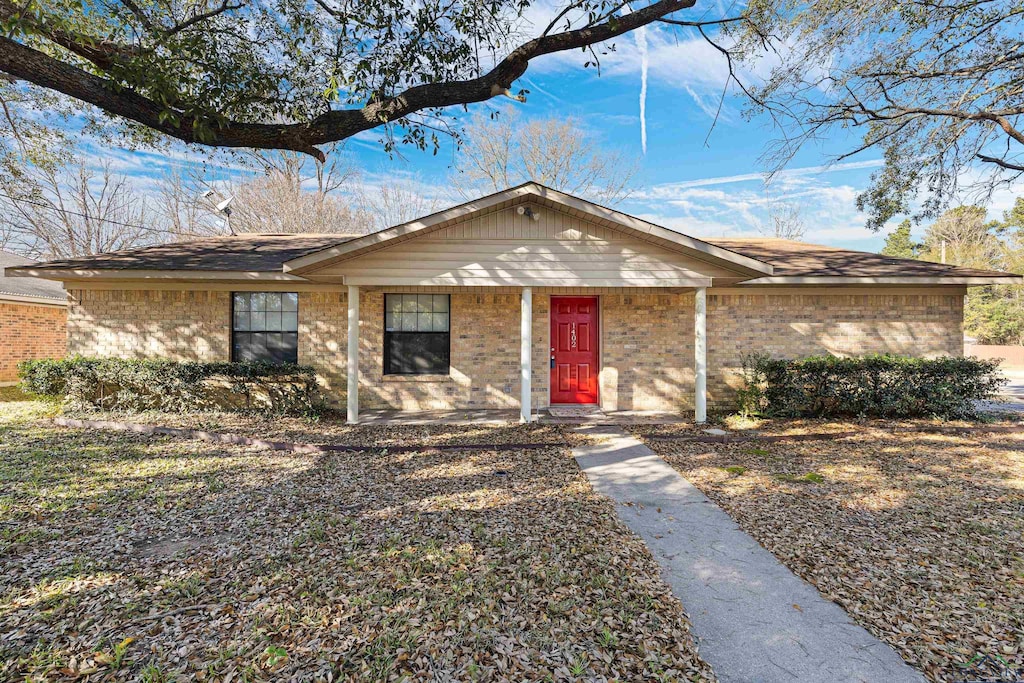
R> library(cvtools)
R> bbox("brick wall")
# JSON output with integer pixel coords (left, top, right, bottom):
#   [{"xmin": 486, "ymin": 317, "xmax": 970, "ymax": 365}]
[
  {"xmin": 0, "ymin": 301, "xmax": 66, "ymax": 382},
  {"xmin": 359, "ymin": 289, "xmax": 521, "ymax": 410},
  {"xmin": 707, "ymin": 292, "xmax": 964, "ymax": 407},
  {"xmin": 68, "ymin": 289, "xmax": 230, "ymax": 361},
  {"xmin": 300, "ymin": 291, "xmax": 347, "ymax": 403},
  {"xmin": 63, "ymin": 287, "xmax": 965, "ymax": 413},
  {"xmin": 67, "ymin": 289, "xmax": 348, "ymax": 405},
  {"xmin": 599, "ymin": 292, "xmax": 695, "ymax": 411}
]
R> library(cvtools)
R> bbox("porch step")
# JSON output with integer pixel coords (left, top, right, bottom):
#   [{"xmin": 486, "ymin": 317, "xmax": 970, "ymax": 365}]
[{"xmin": 546, "ymin": 405, "xmax": 606, "ymax": 418}]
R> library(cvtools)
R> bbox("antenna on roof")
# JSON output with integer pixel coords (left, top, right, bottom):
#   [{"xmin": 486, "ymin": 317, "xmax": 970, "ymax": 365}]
[{"xmin": 200, "ymin": 189, "xmax": 236, "ymax": 235}]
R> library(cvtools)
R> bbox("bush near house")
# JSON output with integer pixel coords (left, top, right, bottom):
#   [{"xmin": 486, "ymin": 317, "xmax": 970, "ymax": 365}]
[
  {"xmin": 738, "ymin": 354, "xmax": 1005, "ymax": 419},
  {"xmin": 18, "ymin": 357, "xmax": 321, "ymax": 414}
]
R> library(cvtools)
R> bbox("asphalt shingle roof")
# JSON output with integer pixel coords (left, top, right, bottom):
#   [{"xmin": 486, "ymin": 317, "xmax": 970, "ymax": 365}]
[
  {"xmin": 0, "ymin": 252, "xmax": 68, "ymax": 301},
  {"xmin": 14, "ymin": 235, "xmax": 360, "ymax": 272},
  {"xmin": 7, "ymin": 234, "xmax": 1018, "ymax": 281},
  {"xmin": 704, "ymin": 238, "xmax": 1014, "ymax": 279}
]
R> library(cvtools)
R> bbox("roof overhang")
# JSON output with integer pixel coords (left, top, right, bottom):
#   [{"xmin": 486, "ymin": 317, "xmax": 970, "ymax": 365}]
[
  {"xmin": 5, "ymin": 267, "xmax": 311, "ymax": 282},
  {"xmin": 739, "ymin": 275, "xmax": 1024, "ymax": 286},
  {"xmin": 0, "ymin": 292, "xmax": 68, "ymax": 306},
  {"xmin": 283, "ymin": 183, "xmax": 775, "ymax": 278}
]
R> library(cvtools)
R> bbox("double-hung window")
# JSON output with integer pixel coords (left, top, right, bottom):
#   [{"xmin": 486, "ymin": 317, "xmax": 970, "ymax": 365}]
[
  {"xmin": 232, "ymin": 292, "xmax": 299, "ymax": 364},
  {"xmin": 384, "ymin": 294, "xmax": 450, "ymax": 375}
]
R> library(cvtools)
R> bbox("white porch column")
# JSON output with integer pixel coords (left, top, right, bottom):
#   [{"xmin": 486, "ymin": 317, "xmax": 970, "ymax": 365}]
[
  {"xmin": 694, "ymin": 287, "xmax": 707, "ymax": 424},
  {"xmin": 347, "ymin": 285, "xmax": 359, "ymax": 425},
  {"xmin": 520, "ymin": 286, "xmax": 533, "ymax": 423}
]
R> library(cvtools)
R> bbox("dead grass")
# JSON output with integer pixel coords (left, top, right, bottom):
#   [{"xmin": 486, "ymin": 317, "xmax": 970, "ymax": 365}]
[
  {"xmin": 0, "ymin": 401, "xmax": 714, "ymax": 682},
  {"xmin": 633, "ymin": 419, "xmax": 1024, "ymax": 683}
]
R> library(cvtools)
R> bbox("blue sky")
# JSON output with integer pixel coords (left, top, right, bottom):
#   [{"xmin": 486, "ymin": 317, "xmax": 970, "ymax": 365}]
[{"xmin": 86, "ymin": 19, "xmax": 1024, "ymax": 253}]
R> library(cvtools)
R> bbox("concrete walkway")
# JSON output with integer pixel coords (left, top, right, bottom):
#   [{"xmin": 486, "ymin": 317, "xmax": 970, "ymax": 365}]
[{"xmin": 573, "ymin": 425, "xmax": 925, "ymax": 683}]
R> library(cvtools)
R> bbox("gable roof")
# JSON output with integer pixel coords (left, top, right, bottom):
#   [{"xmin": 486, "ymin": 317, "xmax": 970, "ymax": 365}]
[
  {"xmin": 283, "ymin": 182, "xmax": 775, "ymax": 277},
  {"xmin": 3, "ymin": 185, "xmax": 1020, "ymax": 287},
  {"xmin": 707, "ymin": 238, "xmax": 1021, "ymax": 284},
  {"xmin": 0, "ymin": 251, "xmax": 67, "ymax": 303}
]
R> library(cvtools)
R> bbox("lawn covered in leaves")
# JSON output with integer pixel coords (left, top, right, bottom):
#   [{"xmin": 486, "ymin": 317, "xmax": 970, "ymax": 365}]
[
  {"xmin": 633, "ymin": 419, "xmax": 1024, "ymax": 683},
  {"xmin": 0, "ymin": 394, "xmax": 715, "ymax": 682}
]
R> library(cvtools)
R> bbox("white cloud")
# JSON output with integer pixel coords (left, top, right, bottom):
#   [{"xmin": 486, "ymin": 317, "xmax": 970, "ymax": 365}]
[
  {"xmin": 620, "ymin": 160, "xmax": 893, "ymax": 246},
  {"xmin": 638, "ymin": 159, "xmax": 885, "ymax": 196}
]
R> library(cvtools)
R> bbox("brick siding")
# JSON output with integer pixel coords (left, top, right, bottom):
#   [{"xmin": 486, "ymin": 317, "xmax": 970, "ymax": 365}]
[
  {"xmin": 599, "ymin": 292, "xmax": 695, "ymax": 411},
  {"xmin": 64, "ymin": 287, "xmax": 965, "ymax": 413},
  {"xmin": 707, "ymin": 292, "xmax": 964, "ymax": 407},
  {"xmin": 0, "ymin": 301, "xmax": 66, "ymax": 382},
  {"xmin": 68, "ymin": 289, "xmax": 230, "ymax": 361},
  {"xmin": 359, "ymin": 289, "xmax": 521, "ymax": 410}
]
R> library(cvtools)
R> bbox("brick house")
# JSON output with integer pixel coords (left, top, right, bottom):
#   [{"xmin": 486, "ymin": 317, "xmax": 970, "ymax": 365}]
[
  {"xmin": 6, "ymin": 184, "xmax": 1020, "ymax": 420},
  {"xmin": 0, "ymin": 251, "xmax": 68, "ymax": 385}
]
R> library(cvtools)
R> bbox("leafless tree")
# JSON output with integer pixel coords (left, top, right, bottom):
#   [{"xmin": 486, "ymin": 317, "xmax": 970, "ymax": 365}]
[
  {"xmin": 761, "ymin": 202, "xmax": 806, "ymax": 240},
  {"xmin": 155, "ymin": 148, "xmax": 375, "ymax": 236},
  {"xmin": 920, "ymin": 205, "xmax": 1001, "ymax": 269},
  {"xmin": 737, "ymin": 0, "xmax": 1024, "ymax": 229},
  {"xmin": 0, "ymin": 161, "xmax": 155, "ymax": 259},
  {"xmin": 353, "ymin": 177, "xmax": 445, "ymax": 232},
  {"xmin": 451, "ymin": 112, "xmax": 638, "ymax": 204},
  {"xmin": 154, "ymin": 168, "xmax": 223, "ymax": 238}
]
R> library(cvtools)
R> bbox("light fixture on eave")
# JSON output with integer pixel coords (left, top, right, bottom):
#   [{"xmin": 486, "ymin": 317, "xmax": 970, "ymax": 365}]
[{"xmin": 516, "ymin": 205, "xmax": 541, "ymax": 221}]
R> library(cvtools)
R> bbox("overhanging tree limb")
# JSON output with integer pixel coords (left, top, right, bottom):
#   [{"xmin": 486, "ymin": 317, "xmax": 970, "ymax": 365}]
[{"xmin": 0, "ymin": 0, "xmax": 696, "ymax": 159}]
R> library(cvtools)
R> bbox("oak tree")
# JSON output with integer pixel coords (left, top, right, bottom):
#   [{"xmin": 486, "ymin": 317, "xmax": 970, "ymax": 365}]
[
  {"xmin": 0, "ymin": 0, "xmax": 702, "ymax": 160},
  {"xmin": 738, "ymin": 0, "xmax": 1024, "ymax": 229}
]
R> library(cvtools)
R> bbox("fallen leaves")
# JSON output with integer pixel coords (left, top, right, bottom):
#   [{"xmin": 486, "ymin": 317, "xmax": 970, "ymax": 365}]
[
  {"xmin": 635, "ymin": 418, "xmax": 1024, "ymax": 683},
  {"xmin": 1, "ymin": 401, "xmax": 715, "ymax": 682}
]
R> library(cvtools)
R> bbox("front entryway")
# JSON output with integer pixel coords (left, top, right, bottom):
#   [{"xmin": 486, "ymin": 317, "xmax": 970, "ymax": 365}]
[{"xmin": 550, "ymin": 296, "xmax": 599, "ymax": 404}]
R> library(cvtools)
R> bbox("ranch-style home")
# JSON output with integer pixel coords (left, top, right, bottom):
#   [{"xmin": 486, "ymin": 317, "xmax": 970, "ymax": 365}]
[{"xmin": 6, "ymin": 183, "xmax": 1021, "ymax": 422}]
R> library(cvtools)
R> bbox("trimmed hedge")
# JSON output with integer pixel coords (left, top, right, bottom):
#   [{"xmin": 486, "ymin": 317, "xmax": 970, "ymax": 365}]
[
  {"xmin": 737, "ymin": 354, "xmax": 1005, "ymax": 419},
  {"xmin": 19, "ymin": 357, "xmax": 323, "ymax": 414}
]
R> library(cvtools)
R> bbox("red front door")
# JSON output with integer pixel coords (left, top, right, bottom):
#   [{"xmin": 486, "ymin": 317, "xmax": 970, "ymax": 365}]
[{"xmin": 550, "ymin": 296, "xmax": 599, "ymax": 404}]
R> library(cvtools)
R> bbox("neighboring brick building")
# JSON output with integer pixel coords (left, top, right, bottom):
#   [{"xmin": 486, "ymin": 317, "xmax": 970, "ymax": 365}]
[
  {"xmin": 7, "ymin": 183, "xmax": 1020, "ymax": 419},
  {"xmin": 0, "ymin": 252, "xmax": 67, "ymax": 384}
]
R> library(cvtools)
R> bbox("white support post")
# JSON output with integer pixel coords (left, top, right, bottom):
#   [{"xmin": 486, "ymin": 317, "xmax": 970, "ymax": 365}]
[
  {"xmin": 520, "ymin": 286, "xmax": 533, "ymax": 423},
  {"xmin": 347, "ymin": 285, "xmax": 359, "ymax": 425},
  {"xmin": 694, "ymin": 287, "xmax": 707, "ymax": 424}
]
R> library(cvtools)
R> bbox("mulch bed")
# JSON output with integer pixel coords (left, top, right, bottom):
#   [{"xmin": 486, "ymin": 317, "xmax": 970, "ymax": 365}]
[{"xmin": 635, "ymin": 420, "xmax": 1024, "ymax": 683}]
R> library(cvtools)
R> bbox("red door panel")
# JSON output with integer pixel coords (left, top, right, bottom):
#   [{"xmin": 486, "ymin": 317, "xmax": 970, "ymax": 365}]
[
  {"xmin": 577, "ymin": 322, "xmax": 591, "ymax": 352},
  {"xmin": 550, "ymin": 296, "xmax": 599, "ymax": 404}
]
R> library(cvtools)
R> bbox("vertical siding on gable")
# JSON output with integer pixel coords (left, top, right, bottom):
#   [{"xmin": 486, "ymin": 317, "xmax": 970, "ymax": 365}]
[{"xmin": 315, "ymin": 205, "xmax": 734, "ymax": 287}]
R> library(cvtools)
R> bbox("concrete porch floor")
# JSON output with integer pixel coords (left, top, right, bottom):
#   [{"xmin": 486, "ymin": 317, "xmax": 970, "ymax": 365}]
[{"xmin": 354, "ymin": 408, "xmax": 690, "ymax": 425}]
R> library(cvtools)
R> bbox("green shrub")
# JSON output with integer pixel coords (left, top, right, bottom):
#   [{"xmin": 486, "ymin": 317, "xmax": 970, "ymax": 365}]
[
  {"xmin": 738, "ymin": 354, "xmax": 1005, "ymax": 420},
  {"xmin": 18, "ymin": 357, "xmax": 323, "ymax": 415}
]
